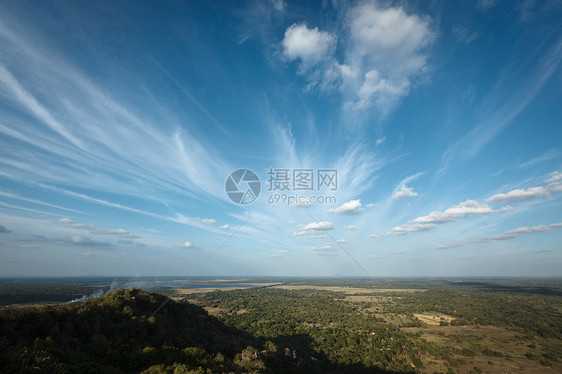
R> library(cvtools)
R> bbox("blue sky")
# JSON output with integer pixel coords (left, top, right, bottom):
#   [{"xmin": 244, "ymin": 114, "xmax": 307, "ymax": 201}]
[{"xmin": 0, "ymin": 0, "xmax": 561, "ymax": 277}]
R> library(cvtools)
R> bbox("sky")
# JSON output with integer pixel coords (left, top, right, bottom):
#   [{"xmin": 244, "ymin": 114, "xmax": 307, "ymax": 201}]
[{"xmin": 0, "ymin": 0, "xmax": 561, "ymax": 277}]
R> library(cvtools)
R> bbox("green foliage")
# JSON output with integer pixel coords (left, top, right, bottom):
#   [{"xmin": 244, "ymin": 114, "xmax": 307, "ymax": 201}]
[
  {"xmin": 0, "ymin": 289, "xmax": 246, "ymax": 373},
  {"xmin": 1, "ymin": 278, "xmax": 561, "ymax": 373}
]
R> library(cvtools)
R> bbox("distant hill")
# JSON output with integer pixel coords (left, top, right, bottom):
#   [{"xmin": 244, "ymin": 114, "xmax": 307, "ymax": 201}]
[{"xmin": 0, "ymin": 288, "xmax": 277, "ymax": 373}]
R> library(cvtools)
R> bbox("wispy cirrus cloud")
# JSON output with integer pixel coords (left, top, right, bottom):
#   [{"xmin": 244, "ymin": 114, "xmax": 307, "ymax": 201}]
[
  {"xmin": 18, "ymin": 234, "xmax": 111, "ymax": 249},
  {"xmin": 519, "ymin": 149, "xmax": 559, "ymax": 168},
  {"xmin": 54, "ymin": 217, "xmax": 141, "ymax": 239},
  {"xmin": 439, "ymin": 37, "xmax": 562, "ymax": 175},
  {"xmin": 437, "ymin": 222, "xmax": 562, "ymax": 249},
  {"xmin": 0, "ymin": 13, "xmax": 235, "ymax": 212}
]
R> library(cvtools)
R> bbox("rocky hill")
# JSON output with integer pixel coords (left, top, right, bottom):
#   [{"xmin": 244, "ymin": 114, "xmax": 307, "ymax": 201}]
[{"xmin": 0, "ymin": 288, "xmax": 272, "ymax": 373}]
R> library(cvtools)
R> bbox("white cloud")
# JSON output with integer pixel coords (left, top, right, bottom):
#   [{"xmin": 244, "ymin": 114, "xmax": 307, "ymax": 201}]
[
  {"xmin": 279, "ymin": 2, "xmax": 435, "ymax": 112},
  {"xmin": 295, "ymin": 221, "xmax": 334, "ymax": 236},
  {"xmin": 282, "ymin": 23, "xmax": 336, "ymax": 70},
  {"xmin": 301, "ymin": 221, "xmax": 334, "ymax": 231},
  {"xmin": 392, "ymin": 185, "xmax": 418, "ymax": 199},
  {"xmin": 0, "ymin": 64, "xmax": 83, "ymax": 148},
  {"xmin": 0, "ymin": 23, "xmax": 234, "ymax": 229},
  {"xmin": 487, "ymin": 186, "xmax": 547, "ymax": 203},
  {"xmin": 176, "ymin": 241, "xmax": 194, "ymax": 248},
  {"xmin": 270, "ymin": 0, "xmax": 285, "ymax": 12},
  {"xmin": 343, "ymin": 225, "xmax": 359, "ymax": 230},
  {"xmin": 482, "ymin": 225, "xmax": 552, "ymax": 241},
  {"xmin": 387, "ymin": 199, "xmax": 505, "ymax": 236},
  {"xmin": 452, "ymin": 26, "xmax": 479, "ymax": 44},
  {"xmin": 436, "ymin": 222, "xmax": 562, "ymax": 249},
  {"xmin": 17, "ymin": 233, "xmax": 111, "ymax": 248},
  {"xmin": 486, "ymin": 178, "xmax": 562, "ymax": 203},
  {"xmin": 357, "ymin": 69, "xmax": 410, "ymax": 104},
  {"xmin": 55, "ymin": 218, "xmax": 140, "ymax": 239},
  {"xmin": 390, "ymin": 222, "xmax": 435, "ymax": 235},
  {"xmin": 330, "ymin": 199, "xmax": 363, "ymax": 214},
  {"xmin": 219, "ymin": 224, "xmax": 230, "ymax": 230},
  {"xmin": 66, "ymin": 236, "xmax": 110, "ymax": 248},
  {"xmin": 444, "ymin": 200, "xmax": 495, "ymax": 215},
  {"xmin": 477, "ymin": 0, "xmax": 497, "ymax": 10},
  {"xmin": 412, "ymin": 211, "xmax": 456, "ymax": 224},
  {"xmin": 271, "ymin": 249, "xmax": 288, "ymax": 258},
  {"xmin": 483, "ymin": 227, "xmax": 533, "ymax": 241},
  {"xmin": 55, "ymin": 217, "xmax": 74, "ymax": 224},
  {"xmin": 309, "ymin": 245, "xmax": 336, "ymax": 256},
  {"xmin": 549, "ymin": 182, "xmax": 562, "ymax": 192},
  {"xmin": 91, "ymin": 228, "xmax": 140, "ymax": 239},
  {"xmin": 349, "ymin": 3, "xmax": 433, "ymax": 61},
  {"xmin": 519, "ymin": 150, "xmax": 559, "ymax": 168},
  {"xmin": 193, "ymin": 217, "xmax": 217, "ymax": 225},
  {"xmin": 545, "ymin": 171, "xmax": 562, "ymax": 183},
  {"xmin": 344, "ymin": 2, "xmax": 434, "ymax": 112}
]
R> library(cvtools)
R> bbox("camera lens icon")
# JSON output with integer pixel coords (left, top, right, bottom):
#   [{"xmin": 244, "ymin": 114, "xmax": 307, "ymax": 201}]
[{"xmin": 225, "ymin": 169, "xmax": 261, "ymax": 204}]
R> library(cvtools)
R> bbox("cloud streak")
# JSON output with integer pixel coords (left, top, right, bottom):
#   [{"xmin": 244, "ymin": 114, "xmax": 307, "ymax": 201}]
[
  {"xmin": 386, "ymin": 200, "xmax": 509, "ymax": 235},
  {"xmin": 487, "ymin": 172, "xmax": 562, "ymax": 203},
  {"xmin": 440, "ymin": 37, "xmax": 562, "ymax": 174},
  {"xmin": 437, "ymin": 222, "xmax": 562, "ymax": 249}
]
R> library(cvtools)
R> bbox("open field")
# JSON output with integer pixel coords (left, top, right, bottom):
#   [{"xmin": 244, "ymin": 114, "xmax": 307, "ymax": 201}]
[
  {"xmin": 413, "ymin": 313, "xmax": 455, "ymax": 326},
  {"xmin": 276, "ymin": 284, "xmax": 426, "ymax": 293},
  {"xmin": 172, "ymin": 286, "xmax": 253, "ymax": 294},
  {"xmin": 403, "ymin": 324, "xmax": 562, "ymax": 373}
]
